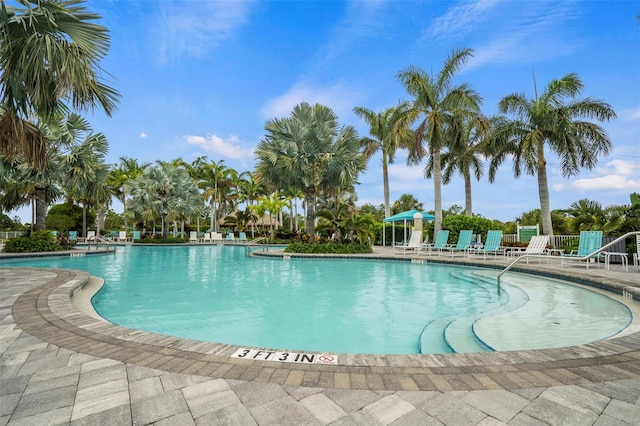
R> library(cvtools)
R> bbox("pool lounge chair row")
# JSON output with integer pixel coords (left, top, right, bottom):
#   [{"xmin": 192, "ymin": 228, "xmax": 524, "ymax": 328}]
[{"xmin": 192, "ymin": 232, "xmax": 249, "ymax": 243}]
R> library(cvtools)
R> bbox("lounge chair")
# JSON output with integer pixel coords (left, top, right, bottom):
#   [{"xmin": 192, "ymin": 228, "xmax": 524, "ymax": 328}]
[
  {"xmin": 69, "ymin": 231, "xmax": 77, "ymax": 241},
  {"xmin": 393, "ymin": 231, "xmax": 423, "ymax": 254},
  {"xmin": 118, "ymin": 231, "xmax": 130, "ymax": 242},
  {"xmin": 132, "ymin": 231, "xmax": 141, "ymax": 241},
  {"xmin": 635, "ymin": 235, "xmax": 640, "ymax": 272},
  {"xmin": 560, "ymin": 231, "xmax": 603, "ymax": 269},
  {"xmin": 420, "ymin": 230, "xmax": 449, "ymax": 256},
  {"xmin": 87, "ymin": 231, "xmax": 96, "ymax": 242},
  {"xmin": 506, "ymin": 235, "xmax": 550, "ymax": 263},
  {"xmin": 226, "ymin": 233, "xmax": 235, "ymax": 243},
  {"xmin": 189, "ymin": 231, "xmax": 198, "ymax": 243},
  {"xmin": 201, "ymin": 232, "xmax": 212, "ymax": 243},
  {"xmin": 238, "ymin": 232, "xmax": 247, "ymax": 242},
  {"xmin": 467, "ymin": 230, "xmax": 503, "ymax": 260},
  {"xmin": 439, "ymin": 230, "xmax": 473, "ymax": 257},
  {"xmin": 212, "ymin": 232, "xmax": 223, "ymax": 243}
]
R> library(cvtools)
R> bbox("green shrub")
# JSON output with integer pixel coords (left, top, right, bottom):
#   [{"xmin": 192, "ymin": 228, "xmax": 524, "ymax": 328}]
[
  {"xmin": 133, "ymin": 236, "xmax": 187, "ymax": 244},
  {"xmin": 3, "ymin": 230, "xmax": 62, "ymax": 253},
  {"xmin": 285, "ymin": 242, "xmax": 372, "ymax": 254}
]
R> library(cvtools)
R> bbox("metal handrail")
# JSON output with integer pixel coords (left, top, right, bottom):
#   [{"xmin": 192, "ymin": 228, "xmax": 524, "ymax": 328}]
[
  {"xmin": 244, "ymin": 236, "xmax": 268, "ymax": 256},
  {"xmin": 496, "ymin": 231, "xmax": 640, "ymax": 295},
  {"xmin": 87, "ymin": 235, "xmax": 117, "ymax": 254}
]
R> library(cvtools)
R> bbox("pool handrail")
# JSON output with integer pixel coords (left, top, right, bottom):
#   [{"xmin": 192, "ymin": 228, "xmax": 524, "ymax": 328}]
[
  {"xmin": 87, "ymin": 235, "xmax": 117, "ymax": 255},
  {"xmin": 244, "ymin": 237, "xmax": 268, "ymax": 256},
  {"xmin": 497, "ymin": 231, "xmax": 640, "ymax": 295}
]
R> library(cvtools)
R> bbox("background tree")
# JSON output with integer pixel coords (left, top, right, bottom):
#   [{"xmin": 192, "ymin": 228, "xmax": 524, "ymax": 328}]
[
  {"xmin": 429, "ymin": 116, "xmax": 490, "ymax": 216},
  {"xmin": 488, "ymin": 73, "xmax": 615, "ymax": 241},
  {"xmin": 397, "ymin": 47, "xmax": 482, "ymax": 235},
  {"xmin": 391, "ymin": 193, "xmax": 424, "ymax": 215},
  {"xmin": 255, "ymin": 102, "xmax": 365, "ymax": 237},
  {"xmin": 0, "ymin": 0, "xmax": 119, "ymax": 169},
  {"xmin": 353, "ymin": 103, "xmax": 410, "ymax": 218}
]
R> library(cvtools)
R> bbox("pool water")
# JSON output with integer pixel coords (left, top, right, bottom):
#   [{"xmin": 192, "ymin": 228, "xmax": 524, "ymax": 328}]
[{"xmin": 3, "ymin": 245, "xmax": 632, "ymax": 354}]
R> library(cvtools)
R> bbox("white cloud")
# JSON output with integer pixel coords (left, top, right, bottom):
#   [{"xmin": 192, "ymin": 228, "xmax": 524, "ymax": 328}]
[
  {"xmin": 139, "ymin": 132, "xmax": 148, "ymax": 139},
  {"xmin": 184, "ymin": 134, "xmax": 254, "ymax": 161},
  {"xmin": 552, "ymin": 159, "xmax": 640, "ymax": 192},
  {"xmin": 260, "ymin": 81, "xmax": 363, "ymax": 121},
  {"xmin": 422, "ymin": 0, "xmax": 504, "ymax": 40},
  {"xmin": 152, "ymin": 1, "xmax": 253, "ymax": 63}
]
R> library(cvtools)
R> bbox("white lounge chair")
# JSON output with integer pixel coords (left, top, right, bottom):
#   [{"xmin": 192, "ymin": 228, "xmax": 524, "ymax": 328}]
[
  {"xmin": 634, "ymin": 234, "xmax": 639, "ymax": 272},
  {"xmin": 212, "ymin": 232, "xmax": 224, "ymax": 243},
  {"xmin": 201, "ymin": 232, "xmax": 212, "ymax": 243},
  {"xmin": 393, "ymin": 231, "xmax": 423, "ymax": 254},
  {"xmin": 506, "ymin": 235, "xmax": 550, "ymax": 263},
  {"xmin": 189, "ymin": 231, "xmax": 198, "ymax": 243},
  {"xmin": 118, "ymin": 231, "xmax": 130, "ymax": 242}
]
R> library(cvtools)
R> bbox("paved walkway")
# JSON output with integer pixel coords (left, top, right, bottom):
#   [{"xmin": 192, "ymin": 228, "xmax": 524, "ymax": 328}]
[{"xmin": 1, "ymin": 247, "xmax": 639, "ymax": 425}]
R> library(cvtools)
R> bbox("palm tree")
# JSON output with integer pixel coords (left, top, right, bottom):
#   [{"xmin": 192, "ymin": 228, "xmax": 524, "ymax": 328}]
[
  {"xmin": 62, "ymin": 126, "xmax": 110, "ymax": 236},
  {"xmin": 107, "ymin": 157, "xmax": 149, "ymax": 230},
  {"xmin": 0, "ymin": 0, "xmax": 120, "ymax": 169},
  {"xmin": 353, "ymin": 103, "xmax": 411, "ymax": 218},
  {"xmin": 391, "ymin": 193, "xmax": 424, "ymax": 215},
  {"xmin": 126, "ymin": 163, "xmax": 202, "ymax": 238},
  {"xmin": 488, "ymin": 73, "xmax": 616, "ymax": 239},
  {"xmin": 427, "ymin": 116, "xmax": 490, "ymax": 216},
  {"xmin": 200, "ymin": 159, "xmax": 231, "ymax": 232},
  {"xmin": 236, "ymin": 171, "xmax": 266, "ymax": 237},
  {"xmin": 255, "ymin": 102, "xmax": 365, "ymax": 237},
  {"xmin": 397, "ymin": 47, "xmax": 482, "ymax": 235}
]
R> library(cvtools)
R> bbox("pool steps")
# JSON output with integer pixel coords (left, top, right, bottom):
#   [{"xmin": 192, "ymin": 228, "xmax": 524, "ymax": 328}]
[{"xmin": 418, "ymin": 270, "xmax": 530, "ymax": 354}]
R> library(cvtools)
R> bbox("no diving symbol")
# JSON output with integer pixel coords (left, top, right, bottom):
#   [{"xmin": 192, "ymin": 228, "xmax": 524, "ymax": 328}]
[{"xmin": 316, "ymin": 355, "xmax": 337, "ymax": 364}]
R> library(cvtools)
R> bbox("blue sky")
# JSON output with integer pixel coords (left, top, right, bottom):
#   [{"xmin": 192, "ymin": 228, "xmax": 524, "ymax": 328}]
[{"xmin": 13, "ymin": 0, "xmax": 640, "ymax": 223}]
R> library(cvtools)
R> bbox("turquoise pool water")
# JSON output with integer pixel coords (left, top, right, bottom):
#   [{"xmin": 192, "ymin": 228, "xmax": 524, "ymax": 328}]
[{"xmin": 3, "ymin": 245, "xmax": 632, "ymax": 354}]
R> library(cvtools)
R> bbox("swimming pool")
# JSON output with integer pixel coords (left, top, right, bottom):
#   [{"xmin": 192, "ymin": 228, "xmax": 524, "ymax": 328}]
[{"xmin": 3, "ymin": 245, "xmax": 632, "ymax": 354}]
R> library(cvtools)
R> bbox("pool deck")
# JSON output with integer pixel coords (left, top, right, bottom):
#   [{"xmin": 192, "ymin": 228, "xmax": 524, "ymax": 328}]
[{"xmin": 1, "ymin": 246, "xmax": 639, "ymax": 425}]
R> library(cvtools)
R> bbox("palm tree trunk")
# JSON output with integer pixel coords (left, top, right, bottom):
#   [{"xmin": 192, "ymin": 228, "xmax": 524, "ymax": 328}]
[
  {"xmin": 464, "ymin": 171, "xmax": 472, "ymax": 216},
  {"xmin": 121, "ymin": 193, "xmax": 127, "ymax": 230},
  {"xmin": 34, "ymin": 187, "xmax": 47, "ymax": 230},
  {"xmin": 432, "ymin": 150, "xmax": 443, "ymax": 235},
  {"xmin": 382, "ymin": 153, "xmax": 391, "ymax": 218},
  {"xmin": 210, "ymin": 198, "xmax": 215, "ymax": 232},
  {"xmin": 305, "ymin": 185, "xmax": 316, "ymax": 238},
  {"xmin": 82, "ymin": 204, "xmax": 87, "ymax": 236},
  {"xmin": 537, "ymin": 160, "xmax": 555, "ymax": 243}
]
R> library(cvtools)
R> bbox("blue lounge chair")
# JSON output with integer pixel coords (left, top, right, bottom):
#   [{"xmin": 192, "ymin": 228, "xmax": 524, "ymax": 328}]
[
  {"xmin": 561, "ymin": 231, "xmax": 603, "ymax": 269},
  {"xmin": 238, "ymin": 232, "xmax": 247, "ymax": 242},
  {"xmin": 467, "ymin": 230, "xmax": 503, "ymax": 260},
  {"xmin": 439, "ymin": 230, "xmax": 473, "ymax": 257},
  {"xmin": 69, "ymin": 231, "xmax": 77, "ymax": 241},
  {"xmin": 132, "ymin": 231, "xmax": 141, "ymax": 241},
  {"xmin": 420, "ymin": 230, "xmax": 449, "ymax": 256}
]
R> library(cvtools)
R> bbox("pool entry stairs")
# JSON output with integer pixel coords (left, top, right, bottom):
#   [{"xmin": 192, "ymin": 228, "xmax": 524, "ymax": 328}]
[{"xmin": 418, "ymin": 270, "xmax": 529, "ymax": 354}]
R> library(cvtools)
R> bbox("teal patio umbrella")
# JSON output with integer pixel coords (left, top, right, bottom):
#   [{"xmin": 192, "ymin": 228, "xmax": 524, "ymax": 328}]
[{"xmin": 382, "ymin": 210, "xmax": 435, "ymax": 246}]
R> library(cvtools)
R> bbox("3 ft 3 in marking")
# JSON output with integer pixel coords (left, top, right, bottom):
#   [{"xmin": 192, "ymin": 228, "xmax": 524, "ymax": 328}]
[{"xmin": 231, "ymin": 348, "xmax": 338, "ymax": 365}]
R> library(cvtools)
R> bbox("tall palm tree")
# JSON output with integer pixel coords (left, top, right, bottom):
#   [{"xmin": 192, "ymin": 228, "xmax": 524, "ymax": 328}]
[
  {"xmin": 397, "ymin": 47, "xmax": 482, "ymax": 235},
  {"xmin": 427, "ymin": 116, "xmax": 490, "ymax": 216},
  {"xmin": 0, "ymin": 0, "xmax": 120, "ymax": 169},
  {"xmin": 255, "ymin": 102, "xmax": 366, "ymax": 237},
  {"xmin": 488, "ymin": 73, "xmax": 616, "ymax": 239},
  {"xmin": 107, "ymin": 157, "xmax": 149, "ymax": 230},
  {"xmin": 200, "ymin": 159, "xmax": 231, "ymax": 232},
  {"xmin": 353, "ymin": 103, "xmax": 411, "ymax": 218}
]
